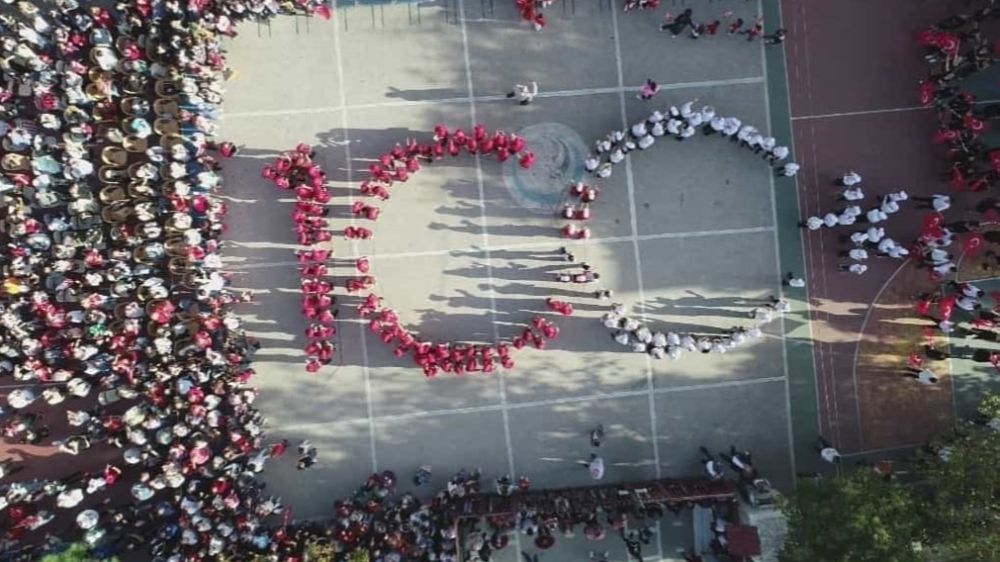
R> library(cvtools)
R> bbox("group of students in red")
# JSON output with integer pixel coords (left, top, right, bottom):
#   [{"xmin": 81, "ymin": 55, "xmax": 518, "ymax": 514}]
[
  {"xmin": 361, "ymin": 302, "xmax": 558, "ymax": 376},
  {"xmin": 261, "ymin": 144, "xmax": 337, "ymax": 373},
  {"xmin": 918, "ymin": 4, "xmax": 1000, "ymax": 192},
  {"xmin": 561, "ymin": 182, "xmax": 599, "ymax": 240},
  {"xmin": 516, "ymin": 0, "xmax": 554, "ymax": 31},
  {"xmin": 358, "ymin": 123, "xmax": 534, "ymax": 206},
  {"xmin": 344, "ymin": 126, "xmax": 579, "ymax": 375}
]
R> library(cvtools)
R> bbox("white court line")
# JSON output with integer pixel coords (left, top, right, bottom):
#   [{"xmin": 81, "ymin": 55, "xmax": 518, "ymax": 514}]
[
  {"xmin": 221, "ymin": 77, "xmax": 765, "ymax": 119},
  {"xmin": 759, "ymin": 0, "xmax": 796, "ymax": 481},
  {"xmin": 848, "ymin": 259, "xmax": 908, "ymax": 452},
  {"xmin": 331, "ymin": 0, "xmax": 379, "ymax": 474},
  {"xmin": 791, "ymin": 98, "xmax": 1000, "ymax": 123},
  {"xmin": 273, "ymin": 376, "xmax": 788, "ymax": 431},
  {"xmin": 779, "ymin": 0, "xmax": 823, "ymax": 475},
  {"xmin": 455, "ymin": 0, "xmax": 517, "ymax": 482},
  {"xmin": 791, "ymin": 105, "xmax": 929, "ymax": 121},
  {"xmin": 840, "ymin": 442, "xmax": 920, "ymax": 458},
  {"xmin": 228, "ymin": 225, "xmax": 775, "ymax": 269},
  {"xmin": 607, "ymin": 11, "xmax": 662, "ymax": 562}
]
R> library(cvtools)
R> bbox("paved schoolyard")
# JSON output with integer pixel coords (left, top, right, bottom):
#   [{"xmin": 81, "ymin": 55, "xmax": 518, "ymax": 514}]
[{"xmin": 217, "ymin": 1, "xmax": 802, "ymax": 558}]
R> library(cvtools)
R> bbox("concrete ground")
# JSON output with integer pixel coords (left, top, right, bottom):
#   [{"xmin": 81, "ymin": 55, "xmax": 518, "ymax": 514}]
[{"xmin": 217, "ymin": 1, "xmax": 802, "ymax": 559}]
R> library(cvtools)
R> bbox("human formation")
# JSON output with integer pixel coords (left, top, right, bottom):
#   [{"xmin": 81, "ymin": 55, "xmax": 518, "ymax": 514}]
[
  {"xmin": 799, "ymin": 172, "xmax": 914, "ymax": 276},
  {"xmin": 601, "ymin": 299, "xmax": 783, "ymax": 360},
  {"xmin": 576, "ymin": 99, "xmax": 797, "ymax": 341},
  {"xmin": 335, "ymin": 126, "xmax": 582, "ymax": 377},
  {"xmin": 582, "ymin": 100, "xmax": 796, "ymax": 180},
  {"xmin": 571, "ymin": 97, "xmax": 797, "ymax": 242},
  {"xmin": 261, "ymin": 144, "xmax": 337, "ymax": 373},
  {"xmin": 3, "ymin": 0, "xmax": 989, "ymax": 558}
]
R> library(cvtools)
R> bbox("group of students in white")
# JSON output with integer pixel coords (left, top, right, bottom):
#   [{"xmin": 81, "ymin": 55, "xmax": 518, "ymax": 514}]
[
  {"xmin": 582, "ymin": 100, "xmax": 798, "ymax": 179},
  {"xmin": 600, "ymin": 296, "xmax": 789, "ymax": 359},
  {"xmin": 800, "ymin": 171, "xmax": 915, "ymax": 275}
]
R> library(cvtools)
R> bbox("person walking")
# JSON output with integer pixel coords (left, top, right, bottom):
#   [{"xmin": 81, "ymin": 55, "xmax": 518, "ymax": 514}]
[
  {"xmin": 816, "ymin": 436, "xmax": 841, "ymax": 463},
  {"xmin": 578, "ymin": 453, "xmax": 605, "ymax": 479},
  {"xmin": 839, "ymin": 263, "xmax": 868, "ymax": 275},
  {"xmin": 637, "ymin": 79, "xmax": 660, "ymax": 101},
  {"xmin": 838, "ymin": 171, "xmax": 862, "ymax": 187},
  {"xmin": 660, "ymin": 8, "xmax": 695, "ymax": 36},
  {"xmin": 413, "ymin": 464, "xmax": 432, "ymax": 485},
  {"xmin": 590, "ymin": 424, "xmax": 605, "ymax": 447},
  {"xmin": 905, "ymin": 368, "xmax": 939, "ymax": 385},
  {"xmin": 698, "ymin": 446, "xmax": 725, "ymax": 481},
  {"xmin": 296, "ymin": 440, "xmax": 318, "ymax": 470},
  {"xmin": 507, "ymin": 82, "xmax": 539, "ymax": 105},
  {"xmin": 783, "ymin": 272, "xmax": 805, "ymax": 287},
  {"xmin": 912, "ymin": 194, "xmax": 952, "ymax": 212},
  {"xmin": 777, "ymin": 162, "xmax": 800, "ymax": 177},
  {"xmin": 763, "ymin": 28, "xmax": 787, "ymax": 45}
]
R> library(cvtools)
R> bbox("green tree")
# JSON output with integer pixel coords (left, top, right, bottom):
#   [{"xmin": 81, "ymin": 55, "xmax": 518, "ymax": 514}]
[
  {"xmin": 916, "ymin": 420, "xmax": 1000, "ymax": 561},
  {"xmin": 40, "ymin": 543, "xmax": 119, "ymax": 562},
  {"xmin": 977, "ymin": 391, "xmax": 1000, "ymax": 420},
  {"xmin": 779, "ymin": 469, "xmax": 925, "ymax": 562}
]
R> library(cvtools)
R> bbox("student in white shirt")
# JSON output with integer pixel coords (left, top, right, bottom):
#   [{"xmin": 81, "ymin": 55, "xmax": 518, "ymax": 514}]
[
  {"xmin": 866, "ymin": 226, "xmax": 885, "ymax": 243},
  {"xmin": 913, "ymin": 194, "xmax": 951, "ymax": 212},
  {"xmin": 865, "ymin": 208, "xmax": 888, "ymax": 223},
  {"xmin": 802, "ymin": 216, "xmax": 824, "ymax": 230},
  {"xmin": 577, "ymin": 453, "xmax": 605, "ymax": 480},
  {"xmin": 905, "ymin": 369, "xmax": 939, "ymax": 385},
  {"xmin": 840, "ymin": 263, "xmax": 868, "ymax": 275},
  {"xmin": 842, "ymin": 186, "xmax": 864, "ymax": 201},
  {"xmin": 847, "ymin": 248, "xmax": 869, "ymax": 261},
  {"xmin": 839, "ymin": 171, "xmax": 862, "ymax": 187}
]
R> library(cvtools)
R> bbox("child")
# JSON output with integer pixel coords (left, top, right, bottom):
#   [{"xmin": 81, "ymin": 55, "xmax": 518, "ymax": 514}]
[{"xmin": 637, "ymin": 79, "xmax": 660, "ymax": 101}]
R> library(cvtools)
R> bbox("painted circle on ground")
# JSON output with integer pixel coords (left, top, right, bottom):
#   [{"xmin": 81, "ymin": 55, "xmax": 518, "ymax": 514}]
[{"xmin": 503, "ymin": 122, "xmax": 587, "ymax": 213}]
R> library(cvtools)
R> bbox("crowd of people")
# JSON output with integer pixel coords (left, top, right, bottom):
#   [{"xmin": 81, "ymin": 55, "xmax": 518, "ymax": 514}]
[
  {"xmin": 798, "ymin": 171, "xmax": 913, "ymax": 276},
  {"xmin": 0, "ymin": 0, "xmax": 356, "ymax": 559},
  {"xmin": 658, "ymin": 8, "xmax": 785, "ymax": 45},
  {"xmin": 515, "ymin": 0, "xmax": 554, "ymax": 31},
  {"xmin": 919, "ymin": 2, "xmax": 1000, "ymax": 191}
]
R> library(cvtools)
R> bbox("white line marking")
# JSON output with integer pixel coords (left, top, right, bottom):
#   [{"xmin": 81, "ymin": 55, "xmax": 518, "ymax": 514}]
[
  {"xmin": 791, "ymin": 105, "xmax": 930, "ymax": 121},
  {"xmin": 228, "ymin": 226, "xmax": 775, "ymax": 269},
  {"xmin": 839, "ymin": 442, "xmax": 920, "ymax": 458},
  {"xmin": 221, "ymin": 77, "xmax": 765, "ymax": 119},
  {"xmin": 456, "ymin": 0, "xmax": 517, "ymax": 482},
  {"xmin": 273, "ymin": 376, "xmax": 788, "ymax": 431},
  {"xmin": 797, "ymin": 1, "xmax": 833, "ymax": 444},
  {"xmin": 758, "ymin": 0, "xmax": 796, "ymax": 482},
  {"xmin": 608, "ymin": 11, "xmax": 662, "ymax": 562},
  {"xmin": 331, "ymin": 0, "xmax": 378, "ymax": 473},
  {"xmin": 849, "ymin": 258, "xmax": 908, "ymax": 451}
]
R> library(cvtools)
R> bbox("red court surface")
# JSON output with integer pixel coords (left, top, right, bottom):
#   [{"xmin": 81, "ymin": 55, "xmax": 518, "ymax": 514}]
[{"xmin": 781, "ymin": 0, "xmax": 963, "ymax": 452}]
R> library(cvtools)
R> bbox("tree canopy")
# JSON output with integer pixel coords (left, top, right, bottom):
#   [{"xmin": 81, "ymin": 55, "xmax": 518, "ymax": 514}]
[
  {"xmin": 779, "ymin": 469, "xmax": 925, "ymax": 562},
  {"xmin": 781, "ymin": 393, "xmax": 1000, "ymax": 562}
]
